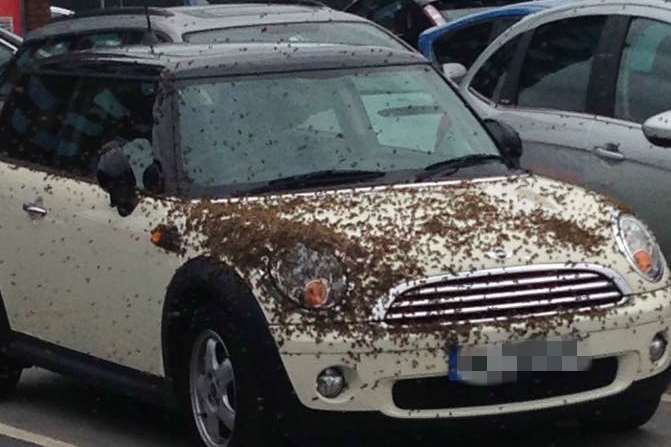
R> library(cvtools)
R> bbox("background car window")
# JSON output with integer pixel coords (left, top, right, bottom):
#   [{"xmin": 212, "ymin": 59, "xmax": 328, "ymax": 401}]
[
  {"xmin": 433, "ymin": 22, "xmax": 494, "ymax": 67},
  {"xmin": 470, "ymin": 35, "xmax": 521, "ymax": 102},
  {"xmin": 349, "ymin": 0, "xmax": 429, "ymax": 44},
  {"xmin": 74, "ymin": 31, "xmax": 146, "ymax": 50},
  {"xmin": 370, "ymin": 0, "xmax": 409, "ymax": 30},
  {"xmin": 184, "ymin": 22, "xmax": 406, "ymax": 50},
  {"xmin": 0, "ymin": 73, "xmax": 156, "ymax": 180},
  {"xmin": 517, "ymin": 16, "xmax": 607, "ymax": 113},
  {"xmin": 349, "ymin": 0, "xmax": 411, "ymax": 28},
  {"xmin": 615, "ymin": 18, "xmax": 671, "ymax": 123},
  {"xmin": 0, "ymin": 45, "xmax": 13, "ymax": 71}
]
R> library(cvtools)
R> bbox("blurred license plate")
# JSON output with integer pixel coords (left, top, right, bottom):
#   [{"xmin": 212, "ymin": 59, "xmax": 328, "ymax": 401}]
[{"xmin": 448, "ymin": 340, "xmax": 591, "ymax": 386}]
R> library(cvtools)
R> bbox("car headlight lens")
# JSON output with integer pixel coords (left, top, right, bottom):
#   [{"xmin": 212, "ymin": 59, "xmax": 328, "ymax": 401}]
[
  {"xmin": 270, "ymin": 243, "xmax": 347, "ymax": 309},
  {"xmin": 617, "ymin": 215, "xmax": 664, "ymax": 282}
]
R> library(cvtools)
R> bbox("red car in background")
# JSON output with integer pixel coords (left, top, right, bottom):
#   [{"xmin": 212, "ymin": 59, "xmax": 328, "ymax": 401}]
[{"xmin": 0, "ymin": 0, "xmax": 22, "ymax": 35}]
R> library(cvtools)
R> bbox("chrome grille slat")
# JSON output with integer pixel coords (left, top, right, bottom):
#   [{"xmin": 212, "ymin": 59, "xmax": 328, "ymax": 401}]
[
  {"xmin": 384, "ymin": 267, "xmax": 626, "ymax": 325},
  {"xmin": 391, "ymin": 281, "xmax": 613, "ymax": 309},
  {"xmin": 402, "ymin": 272, "xmax": 600, "ymax": 297}
]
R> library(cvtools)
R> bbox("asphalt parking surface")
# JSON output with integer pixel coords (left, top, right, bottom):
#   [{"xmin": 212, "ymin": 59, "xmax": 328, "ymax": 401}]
[{"xmin": 0, "ymin": 368, "xmax": 670, "ymax": 447}]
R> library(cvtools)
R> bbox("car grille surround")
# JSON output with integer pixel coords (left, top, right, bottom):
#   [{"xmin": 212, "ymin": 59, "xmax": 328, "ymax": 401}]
[{"xmin": 383, "ymin": 265, "xmax": 628, "ymax": 326}]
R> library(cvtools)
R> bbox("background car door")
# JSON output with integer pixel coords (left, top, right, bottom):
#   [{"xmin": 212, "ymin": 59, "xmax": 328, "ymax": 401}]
[
  {"xmin": 465, "ymin": 15, "xmax": 609, "ymax": 186},
  {"xmin": 0, "ymin": 70, "xmax": 181, "ymax": 376},
  {"xmin": 587, "ymin": 16, "xmax": 671, "ymax": 257}
]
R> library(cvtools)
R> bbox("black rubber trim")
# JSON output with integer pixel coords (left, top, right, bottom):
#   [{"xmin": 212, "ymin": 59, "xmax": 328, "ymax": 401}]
[
  {"xmin": 393, "ymin": 357, "xmax": 618, "ymax": 410},
  {"xmin": 587, "ymin": 15, "xmax": 630, "ymax": 117},
  {"xmin": 2, "ymin": 332, "xmax": 176, "ymax": 409},
  {"xmin": 497, "ymin": 29, "xmax": 532, "ymax": 106}
]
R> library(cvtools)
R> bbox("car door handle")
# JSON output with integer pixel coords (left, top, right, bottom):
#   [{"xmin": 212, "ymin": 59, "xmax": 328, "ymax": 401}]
[
  {"xmin": 594, "ymin": 143, "xmax": 625, "ymax": 162},
  {"xmin": 23, "ymin": 200, "xmax": 48, "ymax": 218}
]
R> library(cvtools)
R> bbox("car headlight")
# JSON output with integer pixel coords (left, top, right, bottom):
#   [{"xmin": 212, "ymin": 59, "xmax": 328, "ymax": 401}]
[
  {"xmin": 269, "ymin": 243, "xmax": 347, "ymax": 309},
  {"xmin": 616, "ymin": 215, "xmax": 664, "ymax": 282}
]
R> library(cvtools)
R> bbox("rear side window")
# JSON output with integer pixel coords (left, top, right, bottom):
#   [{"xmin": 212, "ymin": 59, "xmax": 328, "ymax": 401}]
[
  {"xmin": 615, "ymin": 18, "xmax": 671, "ymax": 123},
  {"xmin": 517, "ymin": 16, "xmax": 607, "ymax": 113},
  {"xmin": 0, "ymin": 73, "xmax": 156, "ymax": 179},
  {"xmin": 433, "ymin": 21, "xmax": 494, "ymax": 68},
  {"xmin": 470, "ymin": 34, "xmax": 521, "ymax": 102},
  {"xmin": 27, "ymin": 31, "xmax": 149, "ymax": 60},
  {"xmin": 0, "ymin": 30, "xmax": 155, "ymax": 100}
]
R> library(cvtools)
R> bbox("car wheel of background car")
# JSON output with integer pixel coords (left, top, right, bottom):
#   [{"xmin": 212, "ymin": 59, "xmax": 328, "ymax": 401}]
[
  {"xmin": 182, "ymin": 310, "xmax": 269, "ymax": 447},
  {"xmin": 581, "ymin": 395, "xmax": 660, "ymax": 432},
  {"xmin": 0, "ymin": 354, "xmax": 21, "ymax": 400}
]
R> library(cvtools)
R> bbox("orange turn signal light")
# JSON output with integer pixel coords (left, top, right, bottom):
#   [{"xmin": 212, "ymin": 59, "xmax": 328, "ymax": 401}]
[
  {"xmin": 150, "ymin": 228, "xmax": 164, "ymax": 246},
  {"xmin": 304, "ymin": 279, "xmax": 329, "ymax": 308},
  {"xmin": 149, "ymin": 224, "xmax": 182, "ymax": 254},
  {"xmin": 634, "ymin": 249, "xmax": 654, "ymax": 274}
]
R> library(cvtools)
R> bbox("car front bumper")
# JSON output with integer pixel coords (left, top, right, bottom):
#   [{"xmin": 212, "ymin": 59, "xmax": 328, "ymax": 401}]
[{"xmin": 272, "ymin": 285, "xmax": 671, "ymax": 419}]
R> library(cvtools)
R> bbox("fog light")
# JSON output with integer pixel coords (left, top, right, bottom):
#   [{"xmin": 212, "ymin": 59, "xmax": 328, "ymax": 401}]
[
  {"xmin": 316, "ymin": 367, "xmax": 346, "ymax": 398},
  {"xmin": 650, "ymin": 333, "xmax": 668, "ymax": 362}
]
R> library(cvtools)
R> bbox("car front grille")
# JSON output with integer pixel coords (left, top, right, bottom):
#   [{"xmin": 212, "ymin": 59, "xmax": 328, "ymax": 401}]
[{"xmin": 383, "ymin": 266, "xmax": 627, "ymax": 325}]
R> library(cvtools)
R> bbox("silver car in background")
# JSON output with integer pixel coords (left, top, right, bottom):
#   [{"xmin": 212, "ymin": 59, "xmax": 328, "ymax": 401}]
[{"xmin": 459, "ymin": 0, "xmax": 671, "ymax": 258}]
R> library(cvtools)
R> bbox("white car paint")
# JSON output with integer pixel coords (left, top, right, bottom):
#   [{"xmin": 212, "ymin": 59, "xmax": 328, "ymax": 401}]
[{"xmin": 1, "ymin": 153, "xmax": 670, "ymax": 421}]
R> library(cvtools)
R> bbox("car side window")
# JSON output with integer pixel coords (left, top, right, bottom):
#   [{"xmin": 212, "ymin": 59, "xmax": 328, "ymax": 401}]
[
  {"xmin": 0, "ymin": 44, "xmax": 13, "ymax": 71},
  {"xmin": 492, "ymin": 16, "xmax": 523, "ymax": 37},
  {"xmin": 0, "ymin": 72, "xmax": 157, "ymax": 183},
  {"xmin": 470, "ymin": 34, "xmax": 522, "ymax": 102},
  {"xmin": 433, "ymin": 21, "xmax": 494, "ymax": 68},
  {"xmin": 615, "ymin": 18, "xmax": 671, "ymax": 123},
  {"xmin": 517, "ymin": 16, "xmax": 607, "ymax": 113}
]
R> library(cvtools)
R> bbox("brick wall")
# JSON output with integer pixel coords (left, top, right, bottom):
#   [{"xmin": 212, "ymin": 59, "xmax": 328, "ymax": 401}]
[{"xmin": 24, "ymin": 0, "xmax": 51, "ymax": 32}]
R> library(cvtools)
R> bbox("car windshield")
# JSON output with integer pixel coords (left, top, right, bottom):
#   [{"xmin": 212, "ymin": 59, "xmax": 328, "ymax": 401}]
[
  {"xmin": 183, "ymin": 21, "xmax": 406, "ymax": 49},
  {"xmin": 177, "ymin": 65, "xmax": 499, "ymax": 192}
]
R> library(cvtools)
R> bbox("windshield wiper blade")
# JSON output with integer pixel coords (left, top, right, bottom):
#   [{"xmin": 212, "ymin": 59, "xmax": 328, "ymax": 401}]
[
  {"xmin": 418, "ymin": 154, "xmax": 506, "ymax": 180},
  {"xmin": 249, "ymin": 169, "xmax": 386, "ymax": 193}
]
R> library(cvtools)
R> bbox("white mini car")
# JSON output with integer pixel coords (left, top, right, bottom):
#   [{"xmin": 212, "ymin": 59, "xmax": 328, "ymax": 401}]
[{"xmin": 0, "ymin": 43, "xmax": 669, "ymax": 447}]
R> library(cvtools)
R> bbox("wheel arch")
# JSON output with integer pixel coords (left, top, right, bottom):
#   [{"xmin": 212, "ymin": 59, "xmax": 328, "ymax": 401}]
[
  {"xmin": 160, "ymin": 256, "xmax": 274, "ymax": 385},
  {"xmin": 0, "ymin": 289, "xmax": 12, "ymax": 344}
]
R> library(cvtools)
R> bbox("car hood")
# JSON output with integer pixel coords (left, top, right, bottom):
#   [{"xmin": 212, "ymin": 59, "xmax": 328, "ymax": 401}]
[{"xmin": 167, "ymin": 174, "xmax": 668, "ymax": 325}]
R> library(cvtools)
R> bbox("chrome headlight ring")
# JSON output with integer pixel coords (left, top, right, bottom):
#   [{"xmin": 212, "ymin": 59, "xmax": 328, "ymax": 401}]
[
  {"xmin": 615, "ymin": 214, "xmax": 665, "ymax": 282},
  {"xmin": 268, "ymin": 243, "xmax": 348, "ymax": 310}
]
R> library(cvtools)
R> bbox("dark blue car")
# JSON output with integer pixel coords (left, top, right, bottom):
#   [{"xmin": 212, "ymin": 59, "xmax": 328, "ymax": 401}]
[{"xmin": 418, "ymin": 0, "xmax": 564, "ymax": 69}]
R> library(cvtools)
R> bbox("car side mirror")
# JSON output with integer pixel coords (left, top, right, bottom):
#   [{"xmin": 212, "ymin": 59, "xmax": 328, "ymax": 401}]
[
  {"xmin": 442, "ymin": 63, "xmax": 467, "ymax": 83},
  {"xmin": 643, "ymin": 110, "xmax": 671, "ymax": 147},
  {"xmin": 143, "ymin": 160, "xmax": 165, "ymax": 195},
  {"xmin": 96, "ymin": 143, "xmax": 138, "ymax": 217},
  {"xmin": 484, "ymin": 118, "xmax": 523, "ymax": 169}
]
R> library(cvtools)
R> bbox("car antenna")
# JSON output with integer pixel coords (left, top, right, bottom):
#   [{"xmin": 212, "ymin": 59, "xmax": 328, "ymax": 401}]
[{"xmin": 144, "ymin": 4, "xmax": 156, "ymax": 54}]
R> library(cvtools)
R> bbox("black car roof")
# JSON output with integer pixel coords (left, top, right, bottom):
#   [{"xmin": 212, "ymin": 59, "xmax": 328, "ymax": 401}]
[
  {"xmin": 35, "ymin": 42, "xmax": 427, "ymax": 80},
  {"xmin": 25, "ymin": 4, "xmax": 374, "ymax": 43}
]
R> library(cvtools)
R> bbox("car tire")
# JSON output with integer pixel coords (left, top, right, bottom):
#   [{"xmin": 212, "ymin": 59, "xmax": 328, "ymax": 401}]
[
  {"xmin": 581, "ymin": 395, "xmax": 660, "ymax": 431},
  {"xmin": 0, "ymin": 355, "xmax": 21, "ymax": 400},
  {"xmin": 181, "ymin": 311, "xmax": 269, "ymax": 447}
]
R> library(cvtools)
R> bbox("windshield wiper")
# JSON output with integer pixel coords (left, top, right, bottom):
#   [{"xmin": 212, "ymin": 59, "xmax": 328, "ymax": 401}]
[
  {"xmin": 248, "ymin": 169, "xmax": 386, "ymax": 194},
  {"xmin": 417, "ymin": 154, "xmax": 506, "ymax": 181}
]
